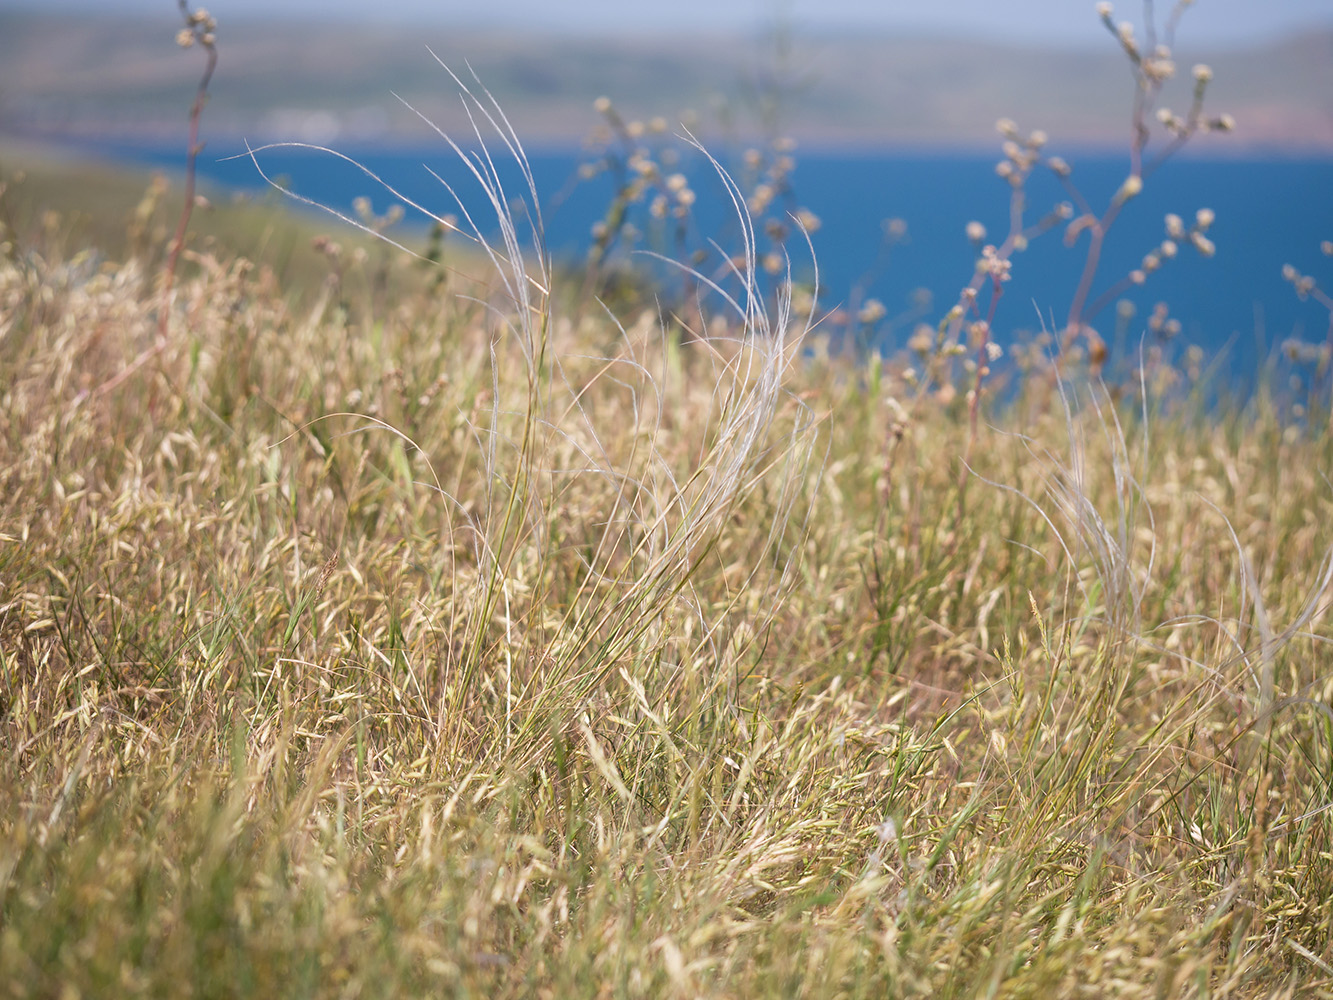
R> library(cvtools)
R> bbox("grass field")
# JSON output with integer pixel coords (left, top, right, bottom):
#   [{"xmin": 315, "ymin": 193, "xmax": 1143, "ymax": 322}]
[{"xmin": 3, "ymin": 20, "xmax": 1333, "ymax": 998}]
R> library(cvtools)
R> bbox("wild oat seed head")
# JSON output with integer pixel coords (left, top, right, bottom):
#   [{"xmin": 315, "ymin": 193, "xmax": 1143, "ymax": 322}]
[
  {"xmin": 995, "ymin": 161, "xmax": 1015, "ymax": 180},
  {"xmin": 1096, "ymin": 2, "xmax": 1113, "ymax": 17},
  {"xmin": 1160, "ymin": 239, "xmax": 1178, "ymax": 258},
  {"xmin": 1211, "ymin": 114, "xmax": 1236, "ymax": 132},
  {"xmin": 648, "ymin": 116, "xmax": 668, "ymax": 133},
  {"xmin": 176, "ymin": 28, "xmax": 195, "ymax": 47},
  {"xmin": 859, "ymin": 299, "xmax": 887, "ymax": 324},
  {"xmin": 1130, "ymin": 269, "xmax": 1147, "ymax": 284},
  {"xmin": 1142, "ymin": 252, "xmax": 1160, "ymax": 272},
  {"xmin": 1161, "ymin": 112, "xmax": 1185, "ymax": 133},
  {"xmin": 1195, "ymin": 207, "xmax": 1215, "ymax": 230},
  {"xmin": 1192, "ymin": 64, "xmax": 1214, "ymax": 83},
  {"xmin": 1116, "ymin": 174, "xmax": 1144, "ymax": 202},
  {"xmin": 593, "ymin": 96, "xmax": 612, "ymax": 114},
  {"xmin": 966, "ymin": 220, "xmax": 987, "ymax": 242},
  {"xmin": 1190, "ymin": 232, "xmax": 1216, "ymax": 257},
  {"xmin": 885, "ymin": 218, "xmax": 908, "ymax": 238},
  {"xmin": 676, "ymin": 188, "xmax": 696, "ymax": 208},
  {"xmin": 1321, "ymin": 240, "xmax": 1333, "ymax": 256},
  {"xmin": 1028, "ymin": 130, "xmax": 1048, "ymax": 148},
  {"xmin": 795, "ymin": 208, "xmax": 821, "ymax": 233},
  {"xmin": 908, "ymin": 325, "xmax": 934, "ymax": 353},
  {"xmin": 1144, "ymin": 56, "xmax": 1175, "ymax": 82},
  {"xmin": 981, "ymin": 245, "xmax": 1012, "ymax": 281},
  {"xmin": 1165, "ymin": 318, "xmax": 1182, "ymax": 337},
  {"xmin": 1002, "ymin": 140, "xmax": 1022, "ymax": 161},
  {"xmin": 1165, "ymin": 213, "xmax": 1185, "ymax": 238},
  {"xmin": 1057, "ymin": 201, "xmax": 1075, "ymax": 219},
  {"xmin": 996, "ymin": 118, "xmax": 1019, "ymax": 139},
  {"xmin": 665, "ymin": 172, "xmax": 687, "ymax": 192},
  {"xmin": 1117, "ymin": 21, "xmax": 1136, "ymax": 44},
  {"xmin": 1047, "ymin": 156, "xmax": 1071, "ymax": 178},
  {"xmin": 986, "ymin": 340, "xmax": 1004, "ymax": 362},
  {"xmin": 1283, "ymin": 264, "xmax": 1300, "ymax": 282}
]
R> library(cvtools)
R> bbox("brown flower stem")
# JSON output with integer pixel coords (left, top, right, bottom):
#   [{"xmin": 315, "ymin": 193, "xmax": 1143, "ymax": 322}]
[
  {"xmin": 956, "ymin": 276, "xmax": 1003, "ymax": 525},
  {"xmin": 97, "ymin": 2, "xmax": 216, "ymax": 398}
]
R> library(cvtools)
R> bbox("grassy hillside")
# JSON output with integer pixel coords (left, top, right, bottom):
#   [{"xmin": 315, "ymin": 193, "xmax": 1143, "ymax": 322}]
[
  {"xmin": 0, "ymin": 143, "xmax": 325, "ymax": 289},
  {"xmin": 1, "ymin": 11, "xmax": 1330, "ymax": 149},
  {"xmin": 3, "ymin": 56, "xmax": 1333, "ymax": 995},
  {"xmin": 0, "ymin": 139, "xmax": 491, "ymax": 309}
]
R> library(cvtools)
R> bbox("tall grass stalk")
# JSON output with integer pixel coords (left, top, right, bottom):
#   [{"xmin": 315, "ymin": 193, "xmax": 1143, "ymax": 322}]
[{"xmin": 240, "ymin": 67, "xmax": 822, "ymax": 772}]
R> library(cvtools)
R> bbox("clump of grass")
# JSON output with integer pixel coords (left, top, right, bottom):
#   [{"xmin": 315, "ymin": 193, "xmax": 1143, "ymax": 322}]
[{"xmin": 3, "ymin": 6, "xmax": 1333, "ymax": 1000}]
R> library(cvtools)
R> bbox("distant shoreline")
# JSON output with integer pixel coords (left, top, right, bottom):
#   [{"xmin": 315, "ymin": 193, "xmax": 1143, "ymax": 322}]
[
  {"xmin": 6, "ymin": 128, "xmax": 1333, "ymax": 167},
  {"xmin": 3, "ymin": 13, "xmax": 1329, "ymax": 156}
]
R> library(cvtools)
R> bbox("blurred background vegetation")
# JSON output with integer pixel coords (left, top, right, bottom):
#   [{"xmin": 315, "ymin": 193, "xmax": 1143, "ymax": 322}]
[{"xmin": 2, "ymin": 10, "xmax": 1330, "ymax": 151}]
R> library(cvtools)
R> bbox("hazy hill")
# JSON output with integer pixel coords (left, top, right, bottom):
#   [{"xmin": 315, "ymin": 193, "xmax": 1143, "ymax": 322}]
[{"xmin": 1, "ymin": 11, "xmax": 1329, "ymax": 151}]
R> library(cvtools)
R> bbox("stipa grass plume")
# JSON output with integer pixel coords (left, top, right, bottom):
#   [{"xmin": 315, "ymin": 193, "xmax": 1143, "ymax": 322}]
[{"xmin": 242, "ymin": 63, "xmax": 823, "ymax": 765}]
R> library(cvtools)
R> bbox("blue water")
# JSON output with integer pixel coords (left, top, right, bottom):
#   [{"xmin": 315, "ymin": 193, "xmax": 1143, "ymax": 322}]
[{"xmin": 87, "ymin": 137, "xmax": 1333, "ymax": 376}]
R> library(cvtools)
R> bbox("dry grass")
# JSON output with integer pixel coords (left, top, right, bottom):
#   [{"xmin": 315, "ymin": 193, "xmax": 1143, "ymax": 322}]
[{"xmin": 2, "ymin": 94, "xmax": 1333, "ymax": 999}]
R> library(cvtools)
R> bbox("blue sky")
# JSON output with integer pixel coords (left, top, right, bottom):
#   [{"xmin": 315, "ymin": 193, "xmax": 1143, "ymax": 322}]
[{"xmin": 9, "ymin": 0, "xmax": 1333, "ymax": 46}]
